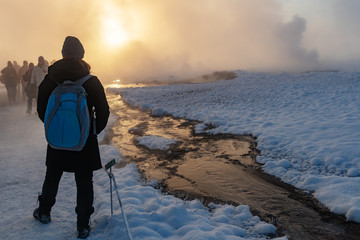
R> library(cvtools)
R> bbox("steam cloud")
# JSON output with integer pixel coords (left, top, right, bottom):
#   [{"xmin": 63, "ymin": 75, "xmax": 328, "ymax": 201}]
[{"xmin": 0, "ymin": 0, "xmax": 359, "ymax": 83}]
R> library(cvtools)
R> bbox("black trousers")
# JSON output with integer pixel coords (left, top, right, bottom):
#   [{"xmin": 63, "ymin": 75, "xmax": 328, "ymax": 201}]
[{"xmin": 39, "ymin": 167, "xmax": 95, "ymax": 228}]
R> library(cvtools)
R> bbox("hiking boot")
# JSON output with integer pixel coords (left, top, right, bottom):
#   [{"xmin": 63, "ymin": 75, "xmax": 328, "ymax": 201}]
[
  {"xmin": 77, "ymin": 226, "xmax": 91, "ymax": 239},
  {"xmin": 33, "ymin": 208, "xmax": 51, "ymax": 224}
]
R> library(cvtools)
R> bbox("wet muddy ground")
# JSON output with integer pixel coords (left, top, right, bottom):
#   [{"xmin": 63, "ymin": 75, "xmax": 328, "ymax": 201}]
[{"xmin": 107, "ymin": 92, "xmax": 360, "ymax": 240}]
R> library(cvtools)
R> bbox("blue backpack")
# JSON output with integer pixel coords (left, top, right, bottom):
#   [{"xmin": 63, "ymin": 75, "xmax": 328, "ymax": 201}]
[{"xmin": 44, "ymin": 75, "xmax": 93, "ymax": 151}]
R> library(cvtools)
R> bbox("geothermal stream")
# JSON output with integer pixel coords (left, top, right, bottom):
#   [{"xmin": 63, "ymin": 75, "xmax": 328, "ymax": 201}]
[{"xmin": 106, "ymin": 92, "xmax": 360, "ymax": 240}]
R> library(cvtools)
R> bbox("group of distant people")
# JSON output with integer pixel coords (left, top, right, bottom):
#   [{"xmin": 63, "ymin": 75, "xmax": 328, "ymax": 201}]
[{"xmin": 0, "ymin": 56, "xmax": 51, "ymax": 114}]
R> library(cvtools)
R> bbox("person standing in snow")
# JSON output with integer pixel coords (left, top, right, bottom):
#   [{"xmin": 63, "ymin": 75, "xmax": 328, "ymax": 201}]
[
  {"xmin": 12, "ymin": 60, "xmax": 20, "ymax": 72},
  {"xmin": 34, "ymin": 36, "xmax": 110, "ymax": 239},
  {"xmin": 1, "ymin": 61, "xmax": 18, "ymax": 103},
  {"xmin": 18, "ymin": 60, "xmax": 29, "ymax": 101},
  {"xmin": 23, "ymin": 62, "xmax": 35, "ymax": 114},
  {"xmin": 30, "ymin": 56, "xmax": 48, "ymax": 91},
  {"xmin": 12, "ymin": 61, "xmax": 21, "ymax": 96},
  {"xmin": 29, "ymin": 56, "xmax": 48, "ymax": 114}
]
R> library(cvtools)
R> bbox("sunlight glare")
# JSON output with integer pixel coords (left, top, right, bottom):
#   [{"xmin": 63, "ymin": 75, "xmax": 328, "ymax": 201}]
[
  {"xmin": 101, "ymin": 1, "xmax": 130, "ymax": 48},
  {"xmin": 103, "ymin": 17, "xmax": 128, "ymax": 47}
]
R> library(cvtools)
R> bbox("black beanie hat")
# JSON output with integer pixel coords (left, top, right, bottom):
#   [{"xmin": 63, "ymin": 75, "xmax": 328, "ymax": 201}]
[{"xmin": 61, "ymin": 36, "xmax": 85, "ymax": 59}]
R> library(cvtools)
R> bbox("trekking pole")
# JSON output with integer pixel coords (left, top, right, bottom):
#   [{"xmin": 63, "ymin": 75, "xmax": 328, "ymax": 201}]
[
  {"xmin": 105, "ymin": 160, "xmax": 115, "ymax": 215},
  {"xmin": 104, "ymin": 159, "xmax": 134, "ymax": 240},
  {"xmin": 110, "ymin": 167, "xmax": 113, "ymax": 215}
]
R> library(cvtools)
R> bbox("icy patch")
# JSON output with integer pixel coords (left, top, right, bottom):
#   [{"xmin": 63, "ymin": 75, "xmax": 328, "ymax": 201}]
[
  {"xmin": 137, "ymin": 135, "xmax": 178, "ymax": 151},
  {"xmin": 152, "ymin": 107, "xmax": 167, "ymax": 116},
  {"xmin": 194, "ymin": 123, "xmax": 207, "ymax": 133},
  {"xmin": 347, "ymin": 168, "xmax": 360, "ymax": 177},
  {"xmin": 254, "ymin": 222, "xmax": 277, "ymax": 235},
  {"xmin": 346, "ymin": 208, "xmax": 360, "ymax": 223}
]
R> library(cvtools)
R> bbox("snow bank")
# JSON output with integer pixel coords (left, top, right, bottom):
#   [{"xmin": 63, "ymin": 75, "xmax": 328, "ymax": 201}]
[{"xmin": 111, "ymin": 70, "xmax": 360, "ymax": 223}]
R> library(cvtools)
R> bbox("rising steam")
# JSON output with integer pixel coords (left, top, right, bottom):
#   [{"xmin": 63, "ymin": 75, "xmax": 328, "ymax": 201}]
[{"xmin": 0, "ymin": 0, "xmax": 359, "ymax": 83}]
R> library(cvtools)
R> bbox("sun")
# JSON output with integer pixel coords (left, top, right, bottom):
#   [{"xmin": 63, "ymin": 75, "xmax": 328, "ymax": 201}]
[{"xmin": 102, "ymin": 17, "xmax": 129, "ymax": 48}]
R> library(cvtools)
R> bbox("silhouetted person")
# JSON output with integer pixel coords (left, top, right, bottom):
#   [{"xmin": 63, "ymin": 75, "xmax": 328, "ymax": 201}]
[
  {"xmin": 23, "ymin": 62, "xmax": 35, "ymax": 114},
  {"xmin": 30, "ymin": 56, "xmax": 48, "ymax": 113},
  {"xmin": 12, "ymin": 60, "xmax": 20, "ymax": 72},
  {"xmin": 31, "ymin": 56, "xmax": 47, "ymax": 88},
  {"xmin": 13, "ymin": 60, "xmax": 21, "ymax": 95},
  {"xmin": 34, "ymin": 36, "xmax": 109, "ymax": 239},
  {"xmin": 1, "ymin": 61, "xmax": 18, "ymax": 104},
  {"xmin": 18, "ymin": 60, "xmax": 29, "ymax": 101}
]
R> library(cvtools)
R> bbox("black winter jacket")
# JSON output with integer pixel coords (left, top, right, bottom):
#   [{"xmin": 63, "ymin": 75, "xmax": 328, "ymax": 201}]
[
  {"xmin": 37, "ymin": 59, "xmax": 110, "ymax": 172},
  {"xmin": 1, "ymin": 66, "xmax": 18, "ymax": 87}
]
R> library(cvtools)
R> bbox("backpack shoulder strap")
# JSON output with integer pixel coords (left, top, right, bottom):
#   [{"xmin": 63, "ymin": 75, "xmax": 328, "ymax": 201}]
[
  {"xmin": 76, "ymin": 74, "xmax": 93, "ymax": 86},
  {"xmin": 60, "ymin": 75, "xmax": 93, "ymax": 86}
]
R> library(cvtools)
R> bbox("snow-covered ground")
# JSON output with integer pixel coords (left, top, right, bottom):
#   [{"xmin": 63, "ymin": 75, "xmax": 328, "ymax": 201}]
[
  {"xmin": 111, "ymin": 70, "xmax": 360, "ymax": 224},
  {"xmin": 137, "ymin": 135, "xmax": 178, "ymax": 151},
  {"xmin": 0, "ymin": 83, "xmax": 282, "ymax": 239}
]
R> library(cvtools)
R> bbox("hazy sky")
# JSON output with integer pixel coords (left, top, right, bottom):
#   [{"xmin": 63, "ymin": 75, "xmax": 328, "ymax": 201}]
[{"xmin": 1, "ymin": 0, "xmax": 360, "ymax": 83}]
